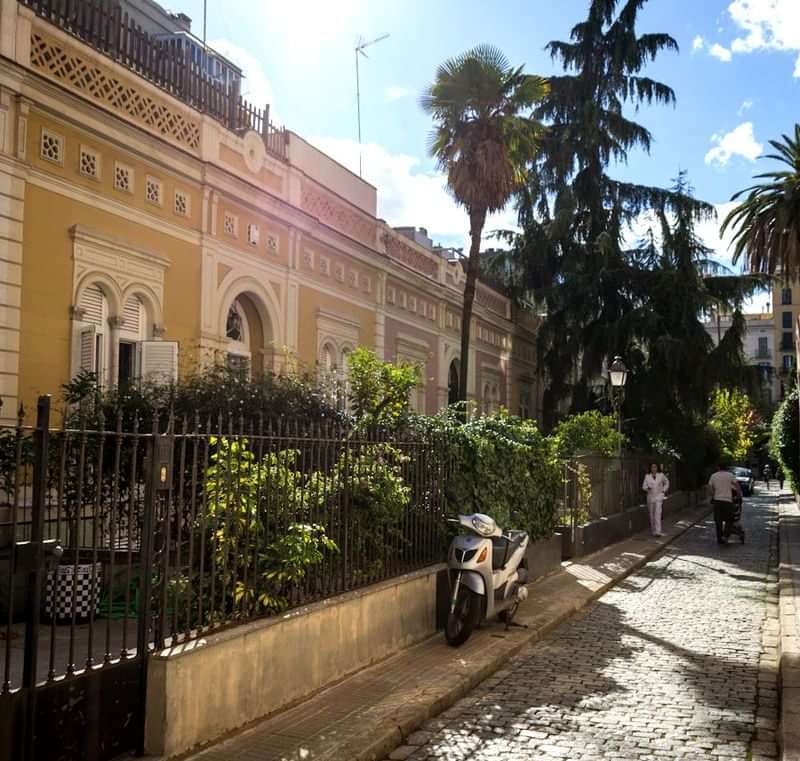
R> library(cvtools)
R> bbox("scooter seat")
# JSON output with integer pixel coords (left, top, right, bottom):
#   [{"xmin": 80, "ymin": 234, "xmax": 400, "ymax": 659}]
[{"xmin": 491, "ymin": 531, "xmax": 527, "ymax": 570}]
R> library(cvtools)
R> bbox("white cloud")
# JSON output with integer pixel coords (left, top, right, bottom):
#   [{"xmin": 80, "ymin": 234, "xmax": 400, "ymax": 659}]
[
  {"xmin": 723, "ymin": 0, "xmax": 800, "ymax": 75},
  {"xmin": 704, "ymin": 122, "xmax": 762, "ymax": 167},
  {"xmin": 738, "ymin": 99, "xmax": 754, "ymax": 115},
  {"xmin": 385, "ymin": 86, "xmax": 416, "ymax": 102},
  {"xmin": 308, "ymin": 136, "xmax": 518, "ymax": 249},
  {"xmin": 709, "ymin": 43, "xmax": 733, "ymax": 62},
  {"xmin": 210, "ymin": 38, "xmax": 276, "ymax": 115},
  {"xmin": 692, "ymin": 35, "xmax": 706, "ymax": 51}
]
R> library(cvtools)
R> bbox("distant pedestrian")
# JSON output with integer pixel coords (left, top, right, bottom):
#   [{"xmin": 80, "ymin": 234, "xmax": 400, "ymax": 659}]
[
  {"xmin": 779, "ymin": 469, "xmax": 785, "ymax": 491},
  {"xmin": 709, "ymin": 463, "xmax": 742, "ymax": 545},
  {"xmin": 763, "ymin": 464, "xmax": 772, "ymax": 489},
  {"xmin": 643, "ymin": 462, "xmax": 669, "ymax": 537}
]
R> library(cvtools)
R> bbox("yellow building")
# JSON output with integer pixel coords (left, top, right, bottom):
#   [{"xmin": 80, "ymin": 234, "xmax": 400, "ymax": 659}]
[
  {"xmin": 0, "ymin": 0, "xmax": 541, "ymax": 423},
  {"xmin": 773, "ymin": 281, "xmax": 798, "ymax": 383}
]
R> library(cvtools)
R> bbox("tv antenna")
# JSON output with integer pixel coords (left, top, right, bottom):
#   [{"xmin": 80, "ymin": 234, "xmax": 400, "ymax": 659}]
[{"xmin": 355, "ymin": 33, "xmax": 389, "ymax": 177}]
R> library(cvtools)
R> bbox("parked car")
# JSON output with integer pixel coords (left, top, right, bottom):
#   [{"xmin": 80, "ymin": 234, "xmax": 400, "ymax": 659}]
[{"xmin": 728, "ymin": 466, "xmax": 754, "ymax": 496}]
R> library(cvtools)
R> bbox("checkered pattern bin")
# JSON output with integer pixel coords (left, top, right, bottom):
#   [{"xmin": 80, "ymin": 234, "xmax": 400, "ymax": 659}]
[{"xmin": 45, "ymin": 563, "xmax": 102, "ymax": 620}]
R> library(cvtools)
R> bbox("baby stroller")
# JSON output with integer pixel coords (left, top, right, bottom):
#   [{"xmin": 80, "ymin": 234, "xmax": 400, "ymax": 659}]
[{"xmin": 727, "ymin": 488, "xmax": 745, "ymax": 543}]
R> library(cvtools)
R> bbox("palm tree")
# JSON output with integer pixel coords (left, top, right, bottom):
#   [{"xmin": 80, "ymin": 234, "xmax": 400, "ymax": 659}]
[
  {"xmin": 722, "ymin": 125, "xmax": 800, "ymax": 278},
  {"xmin": 421, "ymin": 45, "xmax": 548, "ymax": 402}
]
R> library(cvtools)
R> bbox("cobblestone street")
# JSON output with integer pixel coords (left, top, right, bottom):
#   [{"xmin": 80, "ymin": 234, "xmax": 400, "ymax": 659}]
[{"xmin": 390, "ymin": 491, "xmax": 780, "ymax": 761}]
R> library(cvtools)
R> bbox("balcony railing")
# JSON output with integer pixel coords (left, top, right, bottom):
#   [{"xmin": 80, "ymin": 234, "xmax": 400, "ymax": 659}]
[{"xmin": 19, "ymin": 0, "xmax": 288, "ymax": 161}]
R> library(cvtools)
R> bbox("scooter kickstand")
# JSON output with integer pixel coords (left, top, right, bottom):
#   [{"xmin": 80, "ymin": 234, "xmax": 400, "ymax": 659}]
[{"xmin": 505, "ymin": 620, "xmax": 529, "ymax": 632}]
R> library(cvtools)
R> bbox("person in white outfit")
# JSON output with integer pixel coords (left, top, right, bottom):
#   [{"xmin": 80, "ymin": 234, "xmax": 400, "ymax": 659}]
[{"xmin": 642, "ymin": 462, "xmax": 669, "ymax": 537}]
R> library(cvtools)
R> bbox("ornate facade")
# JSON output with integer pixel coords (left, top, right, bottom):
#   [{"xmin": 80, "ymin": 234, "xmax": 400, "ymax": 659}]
[{"xmin": 0, "ymin": 0, "xmax": 542, "ymax": 422}]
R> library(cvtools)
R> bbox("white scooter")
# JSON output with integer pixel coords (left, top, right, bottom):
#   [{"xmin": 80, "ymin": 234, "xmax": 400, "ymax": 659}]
[{"xmin": 445, "ymin": 513, "xmax": 529, "ymax": 646}]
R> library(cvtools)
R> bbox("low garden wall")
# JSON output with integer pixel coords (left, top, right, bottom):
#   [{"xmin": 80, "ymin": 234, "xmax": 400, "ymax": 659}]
[
  {"xmin": 144, "ymin": 563, "xmax": 446, "ymax": 758},
  {"xmin": 564, "ymin": 489, "xmax": 706, "ymax": 559}
]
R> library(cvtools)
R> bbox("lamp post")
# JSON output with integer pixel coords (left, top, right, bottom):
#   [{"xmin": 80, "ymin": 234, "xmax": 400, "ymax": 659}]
[{"xmin": 609, "ymin": 356, "xmax": 628, "ymax": 459}]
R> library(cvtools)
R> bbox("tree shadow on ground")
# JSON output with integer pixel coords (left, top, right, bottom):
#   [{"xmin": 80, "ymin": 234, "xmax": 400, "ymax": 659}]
[{"xmin": 410, "ymin": 497, "xmax": 779, "ymax": 761}]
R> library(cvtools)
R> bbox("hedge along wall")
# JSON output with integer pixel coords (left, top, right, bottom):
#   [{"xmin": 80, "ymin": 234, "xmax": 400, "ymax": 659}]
[{"xmin": 439, "ymin": 412, "xmax": 562, "ymax": 541}]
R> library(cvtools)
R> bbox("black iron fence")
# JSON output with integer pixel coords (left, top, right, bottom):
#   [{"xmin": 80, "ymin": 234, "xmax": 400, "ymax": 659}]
[
  {"xmin": 558, "ymin": 454, "xmax": 688, "ymax": 528},
  {"xmin": 1, "ymin": 401, "xmax": 449, "ymax": 693},
  {"xmin": 19, "ymin": 0, "xmax": 289, "ymax": 160}
]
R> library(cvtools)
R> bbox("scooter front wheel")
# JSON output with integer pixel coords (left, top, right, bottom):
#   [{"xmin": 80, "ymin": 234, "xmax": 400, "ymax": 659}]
[{"xmin": 445, "ymin": 586, "xmax": 481, "ymax": 646}]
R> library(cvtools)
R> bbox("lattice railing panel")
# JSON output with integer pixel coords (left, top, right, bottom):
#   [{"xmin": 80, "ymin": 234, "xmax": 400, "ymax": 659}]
[{"xmin": 30, "ymin": 30, "xmax": 201, "ymax": 152}]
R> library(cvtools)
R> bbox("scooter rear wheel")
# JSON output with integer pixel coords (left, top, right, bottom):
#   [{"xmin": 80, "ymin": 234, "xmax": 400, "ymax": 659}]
[{"xmin": 445, "ymin": 587, "xmax": 481, "ymax": 646}]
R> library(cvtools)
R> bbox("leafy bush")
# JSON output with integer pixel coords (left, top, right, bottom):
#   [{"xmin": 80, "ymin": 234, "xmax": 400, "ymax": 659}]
[
  {"xmin": 204, "ymin": 437, "xmax": 337, "ymax": 614},
  {"xmin": 433, "ymin": 409, "xmax": 562, "ymax": 542},
  {"xmin": 60, "ymin": 364, "xmax": 342, "ymax": 431},
  {"xmin": 550, "ymin": 410, "xmax": 625, "ymax": 459},
  {"xmin": 770, "ymin": 385, "xmax": 799, "ymax": 489},
  {"xmin": 709, "ymin": 387, "xmax": 758, "ymax": 463},
  {"xmin": 329, "ymin": 443, "xmax": 412, "ymax": 579},
  {"xmin": 346, "ymin": 347, "xmax": 420, "ymax": 428}
]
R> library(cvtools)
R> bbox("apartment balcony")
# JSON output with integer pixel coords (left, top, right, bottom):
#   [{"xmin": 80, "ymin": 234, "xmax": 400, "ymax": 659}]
[{"xmin": 19, "ymin": 0, "xmax": 288, "ymax": 161}]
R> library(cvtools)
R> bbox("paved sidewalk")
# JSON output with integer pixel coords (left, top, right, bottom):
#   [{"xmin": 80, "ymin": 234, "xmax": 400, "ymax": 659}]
[
  {"xmin": 778, "ymin": 497, "xmax": 800, "ymax": 760},
  {"xmin": 178, "ymin": 501, "xmax": 712, "ymax": 761}
]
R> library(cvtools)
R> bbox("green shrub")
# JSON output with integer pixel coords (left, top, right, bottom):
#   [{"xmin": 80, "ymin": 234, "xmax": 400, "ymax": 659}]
[
  {"xmin": 432, "ymin": 409, "xmax": 562, "ymax": 542},
  {"xmin": 770, "ymin": 386, "xmax": 800, "ymax": 489},
  {"xmin": 204, "ymin": 437, "xmax": 336, "ymax": 614},
  {"xmin": 346, "ymin": 347, "xmax": 420, "ymax": 428},
  {"xmin": 550, "ymin": 410, "xmax": 624, "ymax": 459}
]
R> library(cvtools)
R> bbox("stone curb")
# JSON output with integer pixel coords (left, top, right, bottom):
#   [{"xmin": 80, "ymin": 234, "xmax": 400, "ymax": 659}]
[
  {"xmin": 343, "ymin": 503, "xmax": 713, "ymax": 761},
  {"xmin": 778, "ymin": 500, "xmax": 800, "ymax": 761}
]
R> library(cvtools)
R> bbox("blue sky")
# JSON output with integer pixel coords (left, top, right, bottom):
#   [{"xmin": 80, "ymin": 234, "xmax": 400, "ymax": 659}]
[{"xmin": 175, "ymin": 0, "xmax": 798, "ymax": 304}]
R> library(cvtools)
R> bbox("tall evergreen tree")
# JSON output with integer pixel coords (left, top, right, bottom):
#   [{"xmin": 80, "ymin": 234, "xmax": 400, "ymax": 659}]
[
  {"xmin": 624, "ymin": 174, "xmax": 761, "ymax": 472},
  {"xmin": 507, "ymin": 0, "xmax": 730, "ymax": 426}
]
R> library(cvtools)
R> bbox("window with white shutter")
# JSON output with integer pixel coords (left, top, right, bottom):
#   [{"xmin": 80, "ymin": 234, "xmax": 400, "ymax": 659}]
[
  {"xmin": 79, "ymin": 325, "xmax": 96, "ymax": 372},
  {"xmin": 79, "ymin": 285, "xmax": 105, "ymax": 327},
  {"xmin": 138, "ymin": 341, "xmax": 178, "ymax": 384},
  {"xmin": 121, "ymin": 296, "xmax": 142, "ymax": 339}
]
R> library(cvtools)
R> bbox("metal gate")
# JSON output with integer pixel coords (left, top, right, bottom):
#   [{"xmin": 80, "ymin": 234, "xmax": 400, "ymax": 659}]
[{"xmin": 0, "ymin": 396, "xmax": 162, "ymax": 761}]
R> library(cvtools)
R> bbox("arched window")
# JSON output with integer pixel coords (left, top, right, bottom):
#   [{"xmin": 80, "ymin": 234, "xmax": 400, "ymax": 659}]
[
  {"xmin": 76, "ymin": 284, "xmax": 110, "ymax": 384},
  {"xmin": 226, "ymin": 299, "xmax": 251, "ymax": 377},
  {"xmin": 118, "ymin": 294, "xmax": 148, "ymax": 386},
  {"xmin": 448, "ymin": 360, "xmax": 459, "ymax": 406},
  {"xmin": 320, "ymin": 342, "xmax": 336, "ymax": 373},
  {"xmin": 226, "ymin": 303, "xmax": 244, "ymax": 342}
]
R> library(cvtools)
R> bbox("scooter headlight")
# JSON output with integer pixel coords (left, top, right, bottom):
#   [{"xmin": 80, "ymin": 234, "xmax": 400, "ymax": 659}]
[{"xmin": 471, "ymin": 514, "xmax": 496, "ymax": 537}]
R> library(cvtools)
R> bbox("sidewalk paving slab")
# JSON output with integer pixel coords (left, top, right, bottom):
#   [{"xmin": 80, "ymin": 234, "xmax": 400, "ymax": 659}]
[
  {"xmin": 778, "ymin": 498, "xmax": 800, "ymax": 761},
  {"xmin": 163, "ymin": 501, "xmax": 712, "ymax": 761}
]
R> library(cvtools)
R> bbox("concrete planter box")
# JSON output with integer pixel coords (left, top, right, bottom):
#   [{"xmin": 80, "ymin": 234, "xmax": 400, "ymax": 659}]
[
  {"xmin": 525, "ymin": 533, "xmax": 562, "ymax": 581},
  {"xmin": 145, "ymin": 563, "xmax": 447, "ymax": 759}
]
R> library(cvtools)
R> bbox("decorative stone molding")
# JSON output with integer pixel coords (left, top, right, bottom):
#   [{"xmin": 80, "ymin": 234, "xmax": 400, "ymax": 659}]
[
  {"xmin": 301, "ymin": 184, "xmax": 376, "ymax": 247},
  {"xmin": 29, "ymin": 27, "xmax": 201, "ymax": 152},
  {"xmin": 476, "ymin": 282, "xmax": 510, "ymax": 318},
  {"xmin": 316, "ymin": 310, "xmax": 360, "ymax": 361},
  {"xmin": 242, "ymin": 129, "xmax": 266, "ymax": 174},
  {"xmin": 382, "ymin": 232, "xmax": 438, "ymax": 278},
  {"xmin": 70, "ymin": 225, "xmax": 169, "ymax": 327}
]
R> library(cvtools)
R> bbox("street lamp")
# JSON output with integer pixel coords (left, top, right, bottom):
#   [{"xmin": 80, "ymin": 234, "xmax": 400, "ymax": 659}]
[{"xmin": 609, "ymin": 356, "xmax": 628, "ymax": 458}]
